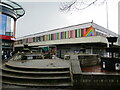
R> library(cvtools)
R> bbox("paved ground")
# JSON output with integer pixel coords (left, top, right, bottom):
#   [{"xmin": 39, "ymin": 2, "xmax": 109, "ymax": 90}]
[
  {"xmin": 6, "ymin": 59, "xmax": 70, "ymax": 68},
  {"xmin": 81, "ymin": 65, "xmax": 120, "ymax": 74}
]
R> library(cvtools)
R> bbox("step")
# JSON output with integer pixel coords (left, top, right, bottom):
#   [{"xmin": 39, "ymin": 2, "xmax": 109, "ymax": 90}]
[
  {"xmin": 5, "ymin": 60, "xmax": 70, "ymax": 69},
  {"xmin": 2, "ymin": 77, "xmax": 72, "ymax": 86},
  {"xmin": 1, "ymin": 66, "xmax": 70, "ymax": 75},
  {"xmin": 1, "ymin": 73, "xmax": 71, "ymax": 80},
  {"xmin": 2, "ymin": 80, "xmax": 73, "ymax": 87},
  {"xmin": 1, "ymin": 60, "xmax": 73, "ymax": 87},
  {"xmin": 5, "ymin": 64, "xmax": 69, "ymax": 71}
]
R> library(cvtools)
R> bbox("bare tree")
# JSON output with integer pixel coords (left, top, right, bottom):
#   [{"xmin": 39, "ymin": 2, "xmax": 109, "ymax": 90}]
[{"xmin": 60, "ymin": 0, "xmax": 107, "ymax": 11}]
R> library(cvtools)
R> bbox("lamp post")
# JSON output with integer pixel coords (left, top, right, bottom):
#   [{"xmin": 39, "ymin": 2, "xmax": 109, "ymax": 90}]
[{"xmin": 106, "ymin": 0, "xmax": 109, "ymax": 30}]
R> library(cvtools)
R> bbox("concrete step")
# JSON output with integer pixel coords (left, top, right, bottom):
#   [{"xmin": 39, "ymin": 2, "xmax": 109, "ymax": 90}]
[
  {"xmin": 1, "ymin": 66, "xmax": 70, "ymax": 74},
  {"xmin": 1, "ymin": 72, "xmax": 71, "ymax": 79},
  {"xmin": 0, "ymin": 74, "xmax": 70, "ymax": 80},
  {"xmin": 2, "ymin": 80, "xmax": 73, "ymax": 87},
  {"xmin": 5, "ymin": 64, "xmax": 70, "ymax": 71},
  {"xmin": 2, "ymin": 76, "xmax": 72, "ymax": 87},
  {"xmin": 6, "ymin": 60, "xmax": 70, "ymax": 69},
  {"xmin": 2, "ymin": 60, "xmax": 73, "ymax": 87}
]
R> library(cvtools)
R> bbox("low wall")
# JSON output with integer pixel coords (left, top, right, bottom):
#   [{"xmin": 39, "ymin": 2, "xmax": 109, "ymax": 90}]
[
  {"xmin": 74, "ymin": 72, "xmax": 120, "ymax": 89},
  {"xmin": 68, "ymin": 54, "xmax": 100, "ymax": 67},
  {"xmin": 71, "ymin": 59, "xmax": 120, "ymax": 89}
]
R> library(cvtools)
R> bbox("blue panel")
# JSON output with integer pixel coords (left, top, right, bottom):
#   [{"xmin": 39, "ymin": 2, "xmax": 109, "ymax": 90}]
[{"xmin": 1, "ymin": 14, "xmax": 7, "ymax": 35}]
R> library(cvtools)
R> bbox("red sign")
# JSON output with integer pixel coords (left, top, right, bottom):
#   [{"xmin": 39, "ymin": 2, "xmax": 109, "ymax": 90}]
[{"xmin": 0, "ymin": 35, "xmax": 15, "ymax": 40}]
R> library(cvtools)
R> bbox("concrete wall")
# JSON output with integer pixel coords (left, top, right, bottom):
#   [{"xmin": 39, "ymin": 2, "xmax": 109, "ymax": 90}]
[
  {"xmin": 71, "ymin": 59, "xmax": 120, "ymax": 89},
  {"xmin": 74, "ymin": 73, "xmax": 120, "ymax": 89}
]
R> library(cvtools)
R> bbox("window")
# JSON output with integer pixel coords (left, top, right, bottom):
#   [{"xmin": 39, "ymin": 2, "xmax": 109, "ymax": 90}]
[
  {"xmin": 0, "ymin": 14, "xmax": 14, "ymax": 36},
  {"xmin": 33, "ymin": 37, "xmax": 36, "ymax": 42},
  {"xmin": 36, "ymin": 36, "xmax": 40, "ymax": 42}
]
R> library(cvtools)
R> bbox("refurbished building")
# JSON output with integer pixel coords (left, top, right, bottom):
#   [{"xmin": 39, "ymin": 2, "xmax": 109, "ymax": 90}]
[
  {"xmin": 15, "ymin": 22, "xmax": 119, "ymax": 58},
  {"xmin": 0, "ymin": 0, "xmax": 25, "ymax": 58}
]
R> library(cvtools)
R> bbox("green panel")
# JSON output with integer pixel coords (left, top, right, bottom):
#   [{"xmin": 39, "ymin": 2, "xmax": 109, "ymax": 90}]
[
  {"xmin": 76, "ymin": 29, "xmax": 81, "ymax": 37},
  {"xmin": 51, "ymin": 34, "xmax": 52, "ymax": 40},
  {"xmin": 51, "ymin": 34, "xmax": 53, "ymax": 40},
  {"xmin": 77, "ymin": 29, "xmax": 79, "ymax": 37},
  {"xmin": 56, "ymin": 33, "xmax": 59, "ymax": 39},
  {"xmin": 66, "ymin": 31, "xmax": 68, "ymax": 38},
  {"xmin": 79, "ymin": 29, "xmax": 81, "ymax": 37}
]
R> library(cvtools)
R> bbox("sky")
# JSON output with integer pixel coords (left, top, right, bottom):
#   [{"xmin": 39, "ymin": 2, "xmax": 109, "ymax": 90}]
[{"xmin": 13, "ymin": 0, "xmax": 119, "ymax": 38}]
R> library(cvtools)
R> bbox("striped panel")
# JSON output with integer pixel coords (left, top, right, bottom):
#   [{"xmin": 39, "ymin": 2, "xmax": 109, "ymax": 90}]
[
  {"xmin": 77, "ymin": 29, "xmax": 79, "ymax": 37},
  {"xmin": 83, "ymin": 28, "xmax": 87, "ymax": 36},
  {"xmin": 72, "ymin": 30, "xmax": 75, "ymax": 38},
  {"xmin": 81, "ymin": 29, "xmax": 84, "ymax": 37},
  {"xmin": 60, "ymin": 32, "xmax": 62, "ymax": 39},
  {"xmin": 65, "ymin": 31, "xmax": 69, "ymax": 39},
  {"xmin": 43, "ymin": 35, "xmax": 45, "ymax": 41},
  {"xmin": 56, "ymin": 33, "xmax": 58, "ymax": 40},
  {"xmin": 45, "ymin": 35, "xmax": 47, "ymax": 41},
  {"xmin": 51, "ymin": 34, "xmax": 54, "ymax": 40},
  {"xmin": 58, "ymin": 33, "xmax": 60, "ymax": 39},
  {"xmin": 62, "ymin": 32, "xmax": 64, "ymax": 39},
  {"xmin": 75, "ymin": 30, "xmax": 77, "ymax": 38},
  {"xmin": 70, "ymin": 31, "xmax": 72, "ymax": 38},
  {"xmin": 68, "ymin": 31, "xmax": 71, "ymax": 38},
  {"xmin": 77, "ymin": 29, "xmax": 81, "ymax": 37},
  {"xmin": 46, "ymin": 35, "xmax": 49, "ymax": 40},
  {"xmin": 54, "ymin": 33, "xmax": 56, "ymax": 40},
  {"xmin": 49, "ymin": 34, "xmax": 51, "ymax": 40}
]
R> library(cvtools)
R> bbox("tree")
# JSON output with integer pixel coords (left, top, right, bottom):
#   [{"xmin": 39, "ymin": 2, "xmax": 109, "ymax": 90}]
[{"xmin": 60, "ymin": 0, "xmax": 107, "ymax": 11}]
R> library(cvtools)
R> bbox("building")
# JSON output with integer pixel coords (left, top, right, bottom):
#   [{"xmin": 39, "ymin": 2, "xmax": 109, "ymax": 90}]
[
  {"xmin": 15, "ymin": 22, "xmax": 119, "ymax": 58},
  {"xmin": 0, "ymin": 0, "xmax": 25, "ymax": 58}
]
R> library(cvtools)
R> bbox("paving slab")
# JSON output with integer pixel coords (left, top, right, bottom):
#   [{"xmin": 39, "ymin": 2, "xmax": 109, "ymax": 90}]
[{"xmin": 6, "ymin": 59, "xmax": 70, "ymax": 69}]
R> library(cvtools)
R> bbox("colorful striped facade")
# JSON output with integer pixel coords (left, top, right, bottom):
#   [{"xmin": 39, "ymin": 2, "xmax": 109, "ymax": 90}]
[
  {"xmin": 16, "ymin": 25, "xmax": 108, "ymax": 44},
  {"xmin": 47, "ymin": 26, "xmax": 96, "ymax": 40}
]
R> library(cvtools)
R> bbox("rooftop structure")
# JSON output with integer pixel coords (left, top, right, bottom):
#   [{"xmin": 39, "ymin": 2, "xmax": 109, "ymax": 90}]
[{"xmin": 1, "ymin": 0, "xmax": 25, "ymax": 19}]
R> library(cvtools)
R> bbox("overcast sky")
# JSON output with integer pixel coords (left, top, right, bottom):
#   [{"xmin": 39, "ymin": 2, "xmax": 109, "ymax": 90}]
[{"xmin": 14, "ymin": 0, "xmax": 119, "ymax": 38}]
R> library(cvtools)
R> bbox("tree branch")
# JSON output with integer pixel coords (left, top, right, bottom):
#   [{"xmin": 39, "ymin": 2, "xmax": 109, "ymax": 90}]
[{"xmin": 60, "ymin": 0, "xmax": 107, "ymax": 11}]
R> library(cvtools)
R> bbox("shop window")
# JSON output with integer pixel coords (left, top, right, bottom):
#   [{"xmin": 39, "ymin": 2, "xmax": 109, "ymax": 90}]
[
  {"xmin": 33, "ymin": 37, "xmax": 36, "ymax": 42},
  {"xmin": 75, "ymin": 30, "xmax": 77, "ymax": 38},
  {"xmin": 40, "ymin": 36, "xmax": 43, "ymax": 41},
  {"xmin": 36, "ymin": 36, "xmax": 40, "ymax": 42}
]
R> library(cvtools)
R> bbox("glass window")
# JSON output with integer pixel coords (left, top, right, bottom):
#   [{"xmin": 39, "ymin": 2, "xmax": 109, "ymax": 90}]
[
  {"xmin": 40, "ymin": 36, "xmax": 43, "ymax": 41},
  {"xmin": 6, "ymin": 16, "xmax": 11, "ymax": 36},
  {"xmin": 0, "ymin": 12, "xmax": 2, "ymax": 35},
  {"xmin": 11, "ymin": 18, "xmax": 14, "ymax": 36},
  {"xmin": 36, "ymin": 36, "xmax": 40, "ymax": 42},
  {"xmin": 33, "ymin": 37, "xmax": 36, "ymax": 42},
  {"xmin": 0, "ymin": 14, "xmax": 14, "ymax": 37},
  {"xmin": 1, "ymin": 14, "xmax": 7, "ymax": 35}
]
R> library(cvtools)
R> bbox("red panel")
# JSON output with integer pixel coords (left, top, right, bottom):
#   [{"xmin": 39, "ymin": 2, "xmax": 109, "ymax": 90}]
[{"xmin": 0, "ymin": 35, "xmax": 15, "ymax": 40}]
